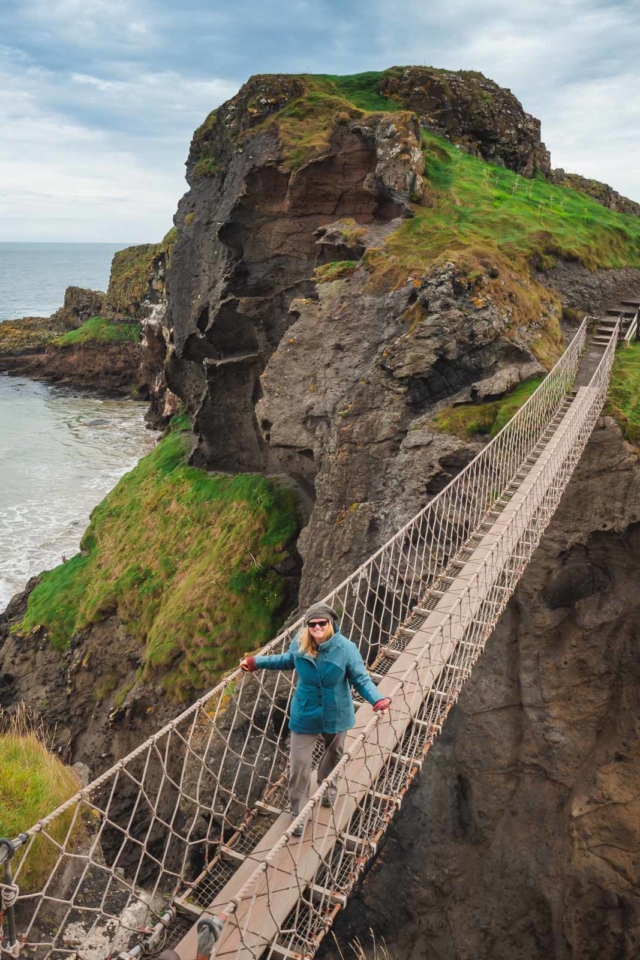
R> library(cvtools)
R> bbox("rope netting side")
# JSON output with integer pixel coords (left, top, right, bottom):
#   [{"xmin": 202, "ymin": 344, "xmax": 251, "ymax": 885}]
[{"xmin": 0, "ymin": 319, "xmax": 595, "ymax": 959}]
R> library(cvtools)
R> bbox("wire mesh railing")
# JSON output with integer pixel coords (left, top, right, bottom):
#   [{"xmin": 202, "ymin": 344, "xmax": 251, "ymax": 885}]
[
  {"xmin": 623, "ymin": 306, "xmax": 639, "ymax": 345},
  {"xmin": 0, "ymin": 316, "xmax": 618, "ymax": 960}
]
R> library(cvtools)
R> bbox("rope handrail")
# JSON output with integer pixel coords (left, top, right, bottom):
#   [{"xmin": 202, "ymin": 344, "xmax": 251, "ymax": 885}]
[{"xmin": 1, "ymin": 315, "xmax": 620, "ymax": 960}]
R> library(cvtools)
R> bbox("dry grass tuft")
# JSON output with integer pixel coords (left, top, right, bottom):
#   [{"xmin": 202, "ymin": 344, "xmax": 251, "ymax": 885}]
[{"xmin": 332, "ymin": 930, "xmax": 396, "ymax": 960}]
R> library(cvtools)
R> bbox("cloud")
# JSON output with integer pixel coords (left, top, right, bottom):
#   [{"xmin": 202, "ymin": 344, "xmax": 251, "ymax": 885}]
[
  {"xmin": 545, "ymin": 72, "xmax": 640, "ymax": 198},
  {"xmin": 0, "ymin": 44, "xmax": 237, "ymax": 240},
  {"xmin": 1, "ymin": 0, "xmax": 639, "ymax": 240}
]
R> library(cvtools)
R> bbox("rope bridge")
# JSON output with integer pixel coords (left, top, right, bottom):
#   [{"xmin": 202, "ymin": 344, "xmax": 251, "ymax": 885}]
[{"xmin": 0, "ymin": 317, "xmax": 619, "ymax": 960}]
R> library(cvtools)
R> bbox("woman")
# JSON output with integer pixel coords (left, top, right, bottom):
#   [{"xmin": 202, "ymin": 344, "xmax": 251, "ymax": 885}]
[{"xmin": 241, "ymin": 602, "xmax": 390, "ymax": 836}]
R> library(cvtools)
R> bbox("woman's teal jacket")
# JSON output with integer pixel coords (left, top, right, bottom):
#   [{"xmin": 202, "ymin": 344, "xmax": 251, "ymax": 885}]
[{"xmin": 254, "ymin": 631, "xmax": 382, "ymax": 735}]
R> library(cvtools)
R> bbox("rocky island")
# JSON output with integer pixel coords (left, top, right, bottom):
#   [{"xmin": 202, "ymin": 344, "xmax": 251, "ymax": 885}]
[
  {"xmin": 0, "ymin": 231, "xmax": 178, "ymax": 408},
  {"xmin": 2, "ymin": 67, "xmax": 640, "ymax": 959}
]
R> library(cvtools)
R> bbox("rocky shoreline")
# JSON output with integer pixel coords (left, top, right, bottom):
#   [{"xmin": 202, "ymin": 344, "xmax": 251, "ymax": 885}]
[{"xmin": 0, "ymin": 236, "xmax": 179, "ymax": 410}]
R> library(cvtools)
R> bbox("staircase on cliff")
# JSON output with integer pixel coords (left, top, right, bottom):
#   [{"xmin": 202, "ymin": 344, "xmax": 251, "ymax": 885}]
[{"xmin": 0, "ymin": 316, "xmax": 622, "ymax": 960}]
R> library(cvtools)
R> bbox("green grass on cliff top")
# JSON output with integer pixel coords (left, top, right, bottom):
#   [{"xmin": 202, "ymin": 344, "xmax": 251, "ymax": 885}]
[
  {"xmin": 193, "ymin": 66, "xmax": 640, "ymax": 280},
  {"xmin": 606, "ymin": 342, "xmax": 640, "ymax": 444},
  {"xmin": 366, "ymin": 130, "xmax": 640, "ymax": 287},
  {"xmin": 312, "ymin": 72, "xmax": 399, "ymax": 112},
  {"xmin": 215, "ymin": 69, "xmax": 640, "ymax": 276},
  {"xmin": 19, "ymin": 416, "xmax": 300, "ymax": 701},
  {"xmin": 55, "ymin": 316, "xmax": 140, "ymax": 346}
]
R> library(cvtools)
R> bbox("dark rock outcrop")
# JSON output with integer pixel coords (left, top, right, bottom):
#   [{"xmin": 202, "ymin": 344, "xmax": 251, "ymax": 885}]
[
  {"xmin": 534, "ymin": 262, "xmax": 640, "ymax": 317},
  {"xmin": 50, "ymin": 285, "xmax": 105, "ymax": 327},
  {"xmin": 6, "ymin": 337, "xmax": 144, "ymax": 394},
  {"xmin": 166, "ymin": 94, "xmax": 423, "ymax": 472},
  {"xmin": 321, "ymin": 416, "xmax": 640, "ymax": 960},
  {"xmin": 379, "ymin": 67, "xmax": 551, "ymax": 176}
]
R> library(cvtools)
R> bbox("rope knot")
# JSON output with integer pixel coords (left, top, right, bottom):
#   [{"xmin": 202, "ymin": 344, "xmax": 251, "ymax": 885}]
[
  {"xmin": 0, "ymin": 939, "xmax": 21, "ymax": 958},
  {"xmin": 1, "ymin": 882, "xmax": 18, "ymax": 912}
]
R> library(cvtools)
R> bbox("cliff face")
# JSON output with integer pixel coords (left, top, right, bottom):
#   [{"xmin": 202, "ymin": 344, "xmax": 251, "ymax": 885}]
[
  {"xmin": 166, "ymin": 81, "xmax": 424, "ymax": 473},
  {"xmin": 257, "ymin": 259, "xmax": 553, "ymax": 603},
  {"xmin": 321, "ymin": 417, "xmax": 640, "ymax": 960}
]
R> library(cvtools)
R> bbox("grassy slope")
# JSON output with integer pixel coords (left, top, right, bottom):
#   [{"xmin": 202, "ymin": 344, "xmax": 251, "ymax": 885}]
[
  {"xmin": 55, "ymin": 316, "xmax": 140, "ymax": 346},
  {"xmin": 606, "ymin": 343, "xmax": 640, "ymax": 443},
  {"xmin": 370, "ymin": 130, "xmax": 640, "ymax": 280},
  {"xmin": 19, "ymin": 417, "xmax": 300, "ymax": 700},
  {"xmin": 0, "ymin": 728, "xmax": 79, "ymax": 890},
  {"xmin": 430, "ymin": 377, "xmax": 545, "ymax": 439}
]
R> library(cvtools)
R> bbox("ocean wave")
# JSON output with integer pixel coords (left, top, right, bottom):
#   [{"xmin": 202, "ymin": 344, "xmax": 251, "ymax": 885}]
[{"xmin": 0, "ymin": 376, "xmax": 157, "ymax": 612}]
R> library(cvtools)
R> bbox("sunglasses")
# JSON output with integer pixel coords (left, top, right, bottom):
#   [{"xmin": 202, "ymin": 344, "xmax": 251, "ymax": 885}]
[{"xmin": 308, "ymin": 620, "xmax": 329, "ymax": 629}]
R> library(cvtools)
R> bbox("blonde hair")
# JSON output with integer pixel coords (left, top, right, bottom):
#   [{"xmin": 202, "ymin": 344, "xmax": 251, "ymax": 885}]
[{"xmin": 299, "ymin": 621, "xmax": 334, "ymax": 657}]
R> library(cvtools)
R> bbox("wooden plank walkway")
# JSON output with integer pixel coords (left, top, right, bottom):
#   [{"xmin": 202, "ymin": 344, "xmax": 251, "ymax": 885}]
[{"xmin": 174, "ymin": 389, "xmax": 587, "ymax": 960}]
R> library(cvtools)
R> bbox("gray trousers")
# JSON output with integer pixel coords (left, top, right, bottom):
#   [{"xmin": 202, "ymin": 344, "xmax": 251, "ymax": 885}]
[{"xmin": 289, "ymin": 731, "xmax": 347, "ymax": 816}]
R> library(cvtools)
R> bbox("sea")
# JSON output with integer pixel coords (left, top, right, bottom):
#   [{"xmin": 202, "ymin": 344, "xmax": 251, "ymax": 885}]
[{"xmin": 0, "ymin": 243, "xmax": 157, "ymax": 612}]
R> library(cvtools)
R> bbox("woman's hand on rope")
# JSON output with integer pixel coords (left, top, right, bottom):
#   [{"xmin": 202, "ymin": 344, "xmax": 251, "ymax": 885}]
[
  {"xmin": 240, "ymin": 655, "xmax": 257, "ymax": 672},
  {"xmin": 373, "ymin": 698, "xmax": 391, "ymax": 713}
]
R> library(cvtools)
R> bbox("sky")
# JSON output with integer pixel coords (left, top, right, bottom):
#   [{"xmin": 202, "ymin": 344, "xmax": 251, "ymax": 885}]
[{"xmin": 1, "ymin": 0, "xmax": 640, "ymax": 242}]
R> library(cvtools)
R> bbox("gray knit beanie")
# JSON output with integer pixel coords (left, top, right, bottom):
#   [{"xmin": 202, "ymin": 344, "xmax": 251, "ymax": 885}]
[{"xmin": 304, "ymin": 602, "xmax": 339, "ymax": 625}]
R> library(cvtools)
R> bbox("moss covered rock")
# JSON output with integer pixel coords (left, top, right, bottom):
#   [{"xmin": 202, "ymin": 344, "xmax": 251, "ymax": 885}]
[
  {"xmin": 17, "ymin": 416, "xmax": 301, "ymax": 701},
  {"xmin": 104, "ymin": 229, "xmax": 177, "ymax": 319}
]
